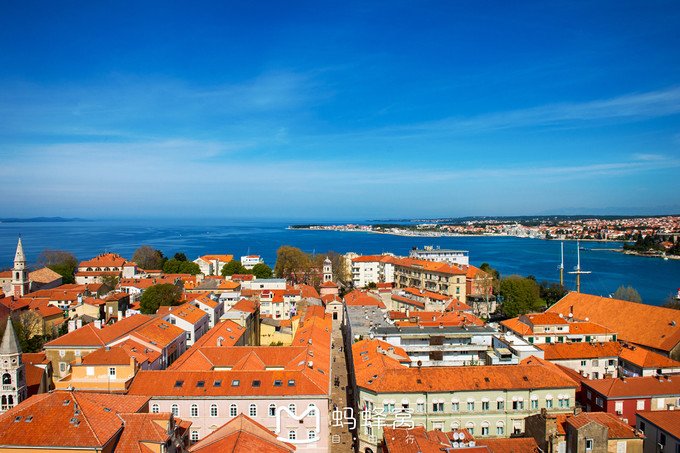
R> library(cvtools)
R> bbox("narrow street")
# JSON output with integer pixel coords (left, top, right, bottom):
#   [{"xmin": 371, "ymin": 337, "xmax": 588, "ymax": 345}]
[{"xmin": 330, "ymin": 326, "xmax": 355, "ymax": 452}]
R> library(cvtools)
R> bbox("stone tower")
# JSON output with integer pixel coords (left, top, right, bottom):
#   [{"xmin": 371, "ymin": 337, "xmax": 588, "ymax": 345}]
[
  {"xmin": 11, "ymin": 238, "xmax": 29, "ymax": 298},
  {"xmin": 0, "ymin": 318, "xmax": 26, "ymax": 413},
  {"xmin": 323, "ymin": 257, "xmax": 332, "ymax": 283}
]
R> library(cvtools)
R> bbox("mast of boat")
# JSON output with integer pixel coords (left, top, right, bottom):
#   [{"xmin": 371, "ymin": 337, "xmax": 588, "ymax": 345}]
[
  {"xmin": 568, "ymin": 240, "xmax": 591, "ymax": 293},
  {"xmin": 558, "ymin": 241, "xmax": 564, "ymax": 287}
]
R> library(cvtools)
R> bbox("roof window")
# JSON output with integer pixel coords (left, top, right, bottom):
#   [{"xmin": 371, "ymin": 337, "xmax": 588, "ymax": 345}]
[
  {"xmin": 274, "ymin": 380, "xmax": 282, "ymax": 387},
  {"xmin": 213, "ymin": 380, "xmax": 222, "ymax": 387},
  {"xmin": 196, "ymin": 380, "xmax": 205, "ymax": 388},
  {"xmin": 287, "ymin": 379, "xmax": 296, "ymax": 386},
  {"xmin": 252, "ymin": 380, "xmax": 261, "ymax": 387},
  {"xmin": 231, "ymin": 379, "xmax": 240, "ymax": 387},
  {"xmin": 174, "ymin": 380, "xmax": 184, "ymax": 388}
]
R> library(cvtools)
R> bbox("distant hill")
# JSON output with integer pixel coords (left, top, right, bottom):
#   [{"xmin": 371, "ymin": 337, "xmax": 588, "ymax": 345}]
[{"xmin": 0, "ymin": 217, "xmax": 89, "ymax": 223}]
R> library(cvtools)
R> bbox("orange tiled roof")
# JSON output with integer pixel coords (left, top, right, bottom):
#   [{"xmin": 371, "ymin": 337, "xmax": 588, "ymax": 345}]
[
  {"xmin": 475, "ymin": 437, "xmax": 542, "ymax": 452},
  {"xmin": 169, "ymin": 321, "xmax": 246, "ymax": 370},
  {"xmin": 393, "ymin": 257, "xmax": 467, "ymax": 275},
  {"xmin": 79, "ymin": 346, "xmax": 133, "ymax": 366},
  {"xmin": 344, "ymin": 290, "xmax": 386, "ymax": 308},
  {"xmin": 353, "ymin": 339, "xmax": 577, "ymax": 393},
  {"xmin": 298, "ymin": 284, "xmax": 320, "ymax": 299},
  {"xmin": 198, "ymin": 254, "xmax": 234, "ymax": 263},
  {"xmin": 161, "ymin": 302, "xmax": 209, "ymax": 325},
  {"xmin": 28, "ymin": 267, "xmax": 62, "ymax": 284},
  {"xmin": 231, "ymin": 299, "xmax": 258, "ymax": 314},
  {"xmin": 0, "ymin": 391, "xmax": 148, "ymax": 449},
  {"xmin": 584, "ymin": 373, "xmax": 680, "ymax": 398},
  {"xmin": 116, "ymin": 412, "xmax": 183, "ymax": 453},
  {"xmin": 188, "ymin": 413, "xmax": 295, "ymax": 452},
  {"xmin": 538, "ymin": 342, "xmax": 622, "ymax": 360},
  {"xmin": 565, "ymin": 412, "xmax": 638, "ymax": 439},
  {"xmin": 521, "ymin": 312, "xmax": 569, "ymax": 326},
  {"xmin": 79, "ymin": 253, "xmax": 127, "ymax": 268},
  {"xmin": 44, "ymin": 314, "xmax": 154, "ymax": 348},
  {"xmin": 383, "ymin": 426, "xmax": 470, "ymax": 453},
  {"xmin": 619, "ymin": 343, "xmax": 680, "ymax": 369},
  {"xmin": 547, "ymin": 292, "xmax": 680, "ymax": 353},
  {"xmin": 130, "ymin": 318, "xmax": 185, "ymax": 348},
  {"xmin": 636, "ymin": 410, "xmax": 680, "ymax": 441}
]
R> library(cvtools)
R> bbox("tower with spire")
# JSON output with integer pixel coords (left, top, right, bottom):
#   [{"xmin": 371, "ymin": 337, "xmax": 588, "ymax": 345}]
[
  {"xmin": 11, "ymin": 238, "xmax": 30, "ymax": 298},
  {"xmin": 323, "ymin": 256, "xmax": 333, "ymax": 283},
  {"xmin": 0, "ymin": 318, "xmax": 26, "ymax": 413}
]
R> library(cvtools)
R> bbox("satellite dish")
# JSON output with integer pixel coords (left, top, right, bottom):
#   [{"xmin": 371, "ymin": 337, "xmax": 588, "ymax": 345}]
[
  {"xmin": 453, "ymin": 432, "xmax": 459, "ymax": 440},
  {"xmin": 558, "ymin": 313, "xmax": 564, "ymax": 318},
  {"xmin": 585, "ymin": 317, "xmax": 589, "ymax": 322},
  {"xmin": 453, "ymin": 442, "xmax": 459, "ymax": 448}
]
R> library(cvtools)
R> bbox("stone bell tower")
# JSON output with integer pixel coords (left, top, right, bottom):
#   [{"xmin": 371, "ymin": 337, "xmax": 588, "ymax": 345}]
[
  {"xmin": 0, "ymin": 318, "xmax": 26, "ymax": 413},
  {"xmin": 11, "ymin": 238, "xmax": 30, "ymax": 298}
]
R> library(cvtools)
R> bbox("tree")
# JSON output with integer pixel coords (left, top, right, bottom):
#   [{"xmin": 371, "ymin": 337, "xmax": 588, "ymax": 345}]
[
  {"xmin": 101, "ymin": 274, "xmax": 119, "ymax": 290},
  {"xmin": 37, "ymin": 250, "xmax": 78, "ymax": 284},
  {"xmin": 274, "ymin": 246, "xmax": 311, "ymax": 282},
  {"xmin": 163, "ymin": 259, "xmax": 201, "ymax": 275},
  {"xmin": 539, "ymin": 281, "xmax": 568, "ymax": 307},
  {"xmin": 612, "ymin": 285, "xmax": 642, "ymax": 303},
  {"xmin": 139, "ymin": 283, "xmax": 182, "ymax": 314},
  {"xmin": 173, "ymin": 252, "xmax": 187, "ymax": 262},
  {"xmin": 479, "ymin": 263, "xmax": 500, "ymax": 280},
  {"xmin": 251, "ymin": 263, "xmax": 273, "ymax": 279},
  {"xmin": 500, "ymin": 275, "xmax": 545, "ymax": 318},
  {"xmin": 132, "ymin": 245, "xmax": 165, "ymax": 270},
  {"xmin": 10, "ymin": 311, "xmax": 46, "ymax": 353},
  {"xmin": 220, "ymin": 260, "xmax": 248, "ymax": 277}
]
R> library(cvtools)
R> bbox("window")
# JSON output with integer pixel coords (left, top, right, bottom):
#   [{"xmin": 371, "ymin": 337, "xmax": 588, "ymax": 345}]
[
  {"xmin": 191, "ymin": 430, "xmax": 199, "ymax": 442},
  {"xmin": 639, "ymin": 421, "xmax": 645, "ymax": 433},
  {"xmin": 308, "ymin": 430, "xmax": 317, "ymax": 440},
  {"xmin": 288, "ymin": 403, "xmax": 296, "ymax": 415},
  {"xmin": 513, "ymin": 400, "xmax": 524, "ymax": 410},
  {"xmin": 231, "ymin": 379, "xmax": 240, "ymax": 387},
  {"xmin": 269, "ymin": 403, "xmax": 277, "ymax": 417},
  {"xmin": 417, "ymin": 402, "xmax": 425, "ymax": 413},
  {"xmin": 249, "ymin": 404, "xmax": 257, "ymax": 417},
  {"xmin": 308, "ymin": 404, "xmax": 316, "ymax": 416},
  {"xmin": 497, "ymin": 400, "xmax": 504, "ymax": 410},
  {"xmin": 615, "ymin": 401, "xmax": 623, "ymax": 413},
  {"xmin": 210, "ymin": 404, "xmax": 218, "ymax": 417},
  {"xmin": 288, "ymin": 430, "xmax": 296, "ymax": 441},
  {"xmin": 595, "ymin": 397, "xmax": 603, "ymax": 407},
  {"xmin": 592, "ymin": 359, "xmax": 599, "ymax": 366},
  {"xmin": 432, "ymin": 402, "xmax": 444, "ymax": 412},
  {"xmin": 191, "ymin": 404, "xmax": 199, "ymax": 417},
  {"xmin": 467, "ymin": 401, "xmax": 475, "ymax": 411},
  {"xmin": 230, "ymin": 404, "xmax": 237, "ymax": 416},
  {"xmin": 546, "ymin": 399, "xmax": 553, "ymax": 409},
  {"xmin": 187, "ymin": 332, "xmax": 192, "ymax": 341},
  {"xmin": 659, "ymin": 433, "xmax": 666, "ymax": 446},
  {"xmin": 581, "ymin": 360, "xmax": 587, "ymax": 366},
  {"xmin": 586, "ymin": 390, "xmax": 592, "ymax": 399},
  {"xmin": 497, "ymin": 423, "xmax": 505, "ymax": 435},
  {"xmin": 481, "ymin": 426, "xmax": 489, "ymax": 436},
  {"xmin": 171, "ymin": 404, "xmax": 179, "ymax": 416},
  {"xmin": 531, "ymin": 399, "xmax": 539, "ymax": 409},
  {"xmin": 59, "ymin": 362, "xmax": 67, "ymax": 373},
  {"xmin": 108, "ymin": 367, "xmax": 116, "ymax": 377},
  {"xmin": 586, "ymin": 438, "xmax": 593, "ymax": 451},
  {"xmin": 636, "ymin": 400, "xmax": 645, "ymax": 410},
  {"xmin": 151, "ymin": 404, "xmax": 159, "ymax": 414},
  {"xmin": 481, "ymin": 401, "xmax": 489, "ymax": 411},
  {"xmin": 451, "ymin": 402, "xmax": 459, "ymax": 412},
  {"xmin": 384, "ymin": 402, "xmax": 395, "ymax": 413}
]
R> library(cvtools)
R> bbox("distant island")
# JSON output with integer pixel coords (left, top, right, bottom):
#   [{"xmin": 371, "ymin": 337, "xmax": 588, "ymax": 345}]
[{"xmin": 0, "ymin": 217, "xmax": 89, "ymax": 223}]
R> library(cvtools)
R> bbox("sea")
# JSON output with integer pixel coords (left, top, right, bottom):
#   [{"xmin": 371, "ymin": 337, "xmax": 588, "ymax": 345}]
[{"xmin": 1, "ymin": 218, "xmax": 678, "ymax": 306}]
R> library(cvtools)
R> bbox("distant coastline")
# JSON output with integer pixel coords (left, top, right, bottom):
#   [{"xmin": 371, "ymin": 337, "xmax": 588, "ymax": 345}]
[{"xmin": 0, "ymin": 217, "xmax": 89, "ymax": 223}]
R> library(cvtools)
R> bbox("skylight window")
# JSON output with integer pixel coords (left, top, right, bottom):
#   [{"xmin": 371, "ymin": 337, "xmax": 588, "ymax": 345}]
[
  {"xmin": 288, "ymin": 379, "xmax": 296, "ymax": 386},
  {"xmin": 174, "ymin": 380, "xmax": 184, "ymax": 388},
  {"xmin": 213, "ymin": 380, "xmax": 222, "ymax": 387},
  {"xmin": 231, "ymin": 380, "xmax": 240, "ymax": 387},
  {"xmin": 252, "ymin": 380, "xmax": 261, "ymax": 387},
  {"xmin": 196, "ymin": 380, "xmax": 205, "ymax": 388},
  {"xmin": 274, "ymin": 380, "xmax": 282, "ymax": 387}
]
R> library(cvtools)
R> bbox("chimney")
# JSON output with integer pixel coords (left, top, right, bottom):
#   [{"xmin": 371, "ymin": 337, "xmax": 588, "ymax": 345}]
[
  {"xmin": 68, "ymin": 320, "xmax": 76, "ymax": 332},
  {"xmin": 76, "ymin": 319, "xmax": 82, "ymax": 329},
  {"xmin": 75, "ymin": 356, "xmax": 82, "ymax": 365},
  {"xmin": 77, "ymin": 294, "xmax": 83, "ymax": 305},
  {"xmin": 94, "ymin": 320, "xmax": 102, "ymax": 329},
  {"xmin": 117, "ymin": 310, "xmax": 123, "ymax": 321}
]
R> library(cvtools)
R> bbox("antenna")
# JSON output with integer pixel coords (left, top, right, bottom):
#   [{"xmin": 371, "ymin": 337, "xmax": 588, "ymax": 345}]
[
  {"xmin": 558, "ymin": 241, "xmax": 564, "ymax": 287},
  {"xmin": 568, "ymin": 240, "xmax": 591, "ymax": 293}
]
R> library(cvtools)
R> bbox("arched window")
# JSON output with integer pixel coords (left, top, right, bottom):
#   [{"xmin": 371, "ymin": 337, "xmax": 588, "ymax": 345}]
[
  {"xmin": 466, "ymin": 421, "xmax": 475, "ymax": 435},
  {"xmin": 288, "ymin": 430, "xmax": 296, "ymax": 441},
  {"xmin": 171, "ymin": 404, "xmax": 179, "ymax": 416},
  {"xmin": 288, "ymin": 403, "xmax": 296, "ymax": 415},
  {"xmin": 307, "ymin": 403, "xmax": 316, "ymax": 416},
  {"xmin": 151, "ymin": 404, "xmax": 159, "ymax": 414},
  {"xmin": 230, "ymin": 404, "xmax": 237, "ymax": 417},
  {"xmin": 249, "ymin": 404, "xmax": 257, "ymax": 417},
  {"xmin": 269, "ymin": 403, "xmax": 277, "ymax": 417},
  {"xmin": 2, "ymin": 373, "xmax": 11, "ymax": 385},
  {"xmin": 496, "ymin": 421, "xmax": 505, "ymax": 436},
  {"xmin": 308, "ymin": 429, "xmax": 317, "ymax": 440},
  {"xmin": 191, "ymin": 404, "xmax": 199, "ymax": 417},
  {"xmin": 7, "ymin": 396, "xmax": 13, "ymax": 408},
  {"xmin": 210, "ymin": 404, "xmax": 218, "ymax": 417}
]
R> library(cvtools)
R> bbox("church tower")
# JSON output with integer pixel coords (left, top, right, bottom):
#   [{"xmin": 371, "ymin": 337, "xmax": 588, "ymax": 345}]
[
  {"xmin": 11, "ymin": 238, "xmax": 29, "ymax": 298},
  {"xmin": 0, "ymin": 318, "xmax": 26, "ymax": 413},
  {"xmin": 323, "ymin": 257, "xmax": 332, "ymax": 283}
]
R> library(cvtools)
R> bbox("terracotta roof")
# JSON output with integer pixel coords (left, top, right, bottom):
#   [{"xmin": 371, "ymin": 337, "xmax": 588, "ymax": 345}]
[
  {"xmin": 354, "ymin": 339, "xmax": 575, "ymax": 394},
  {"xmin": 130, "ymin": 319, "xmax": 185, "ymax": 348},
  {"xmin": 161, "ymin": 303, "xmax": 209, "ymax": 325},
  {"xmin": 465, "ymin": 265, "xmax": 490, "ymax": 280},
  {"xmin": 169, "ymin": 321, "xmax": 246, "ymax": 370},
  {"xmin": 298, "ymin": 284, "xmax": 320, "ymax": 299},
  {"xmin": 565, "ymin": 412, "xmax": 638, "ymax": 439},
  {"xmin": 547, "ymin": 292, "xmax": 680, "ymax": 353},
  {"xmin": 320, "ymin": 280, "xmax": 338, "ymax": 288},
  {"xmin": 197, "ymin": 254, "xmax": 234, "ymax": 263},
  {"xmin": 79, "ymin": 346, "xmax": 133, "ymax": 366},
  {"xmin": 393, "ymin": 257, "xmax": 467, "ymax": 275},
  {"xmin": 79, "ymin": 253, "xmax": 127, "ymax": 268},
  {"xmin": 383, "ymin": 426, "xmax": 471, "ymax": 453},
  {"xmin": 22, "ymin": 352, "xmax": 49, "ymax": 365},
  {"xmin": 45, "ymin": 314, "xmax": 154, "ymax": 348},
  {"xmin": 119, "ymin": 276, "xmax": 180, "ymax": 289},
  {"xmin": 584, "ymin": 374, "xmax": 680, "ymax": 398},
  {"xmin": 28, "ymin": 267, "xmax": 62, "ymax": 284},
  {"xmin": 618, "ymin": 343, "xmax": 680, "ymax": 369},
  {"xmin": 636, "ymin": 410, "xmax": 680, "ymax": 440},
  {"xmin": 188, "ymin": 414, "xmax": 295, "ymax": 452},
  {"xmin": 521, "ymin": 313, "xmax": 569, "ymax": 326},
  {"xmin": 116, "ymin": 412, "xmax": 181, "ymax": 453},
  {"xmin": 0, "ymin": 391, "xmax": 148, "ymax": 449},
  {"xmin": 538, "ymin": 342, "xmax": 622, "ymax": 360},
  {"xmin": 475, "ymin": 437, "xmax": 542, "ymax": 453},
  {"xmin": 344, "ymin": 290, "xmax": 386, "ymax": 308},
  {"xmin": 117, "ymin": 339, "xmax": 162, "ymax": 365},
  {"xmin": 231, "ymin": 299, "xmax": 258, "ymax": 314},
  {"xmin": 393, "ymin": 310, "xmax": 484, "ymax": 328}
]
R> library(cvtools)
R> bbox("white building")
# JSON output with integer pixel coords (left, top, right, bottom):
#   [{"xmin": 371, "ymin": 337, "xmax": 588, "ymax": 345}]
[
  {"xmin": 160, "ymin": 303, "xmax": 210, "ymax": 347},
  {"xmin": 409, "ymin": 246, "xmax": 469, "ymax": 266},
  {"xmin": 240, "ymin": 255, "xmax": 264, "ymax": 270},
  {"xmin": 351, "ymin": 255, "xmax": 397, "ymax": 288},
  {"xmin": 242, "ymin": 278, "xmax": 287, "ymax": 291},
  {"xmin": 191, "ymin": 293, "xmax": 225, "ymax": 329}
]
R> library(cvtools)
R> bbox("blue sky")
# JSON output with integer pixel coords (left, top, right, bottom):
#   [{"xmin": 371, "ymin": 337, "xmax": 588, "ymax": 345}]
[{"xmin": 1, "ymin": 1, "xmax": 679, "ymax": 220}]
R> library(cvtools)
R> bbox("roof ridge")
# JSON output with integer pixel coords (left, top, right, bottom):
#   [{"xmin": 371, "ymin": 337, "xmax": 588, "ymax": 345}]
[{"xmin": 72, "ymin": 392, "xmax": 104, "ymax": 445}]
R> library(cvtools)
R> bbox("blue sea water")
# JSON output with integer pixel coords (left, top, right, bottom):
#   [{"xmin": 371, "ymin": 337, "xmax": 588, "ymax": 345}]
[{"xmin": 0, "ymin": 218, "xmax": 678, "ymax": 305}]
